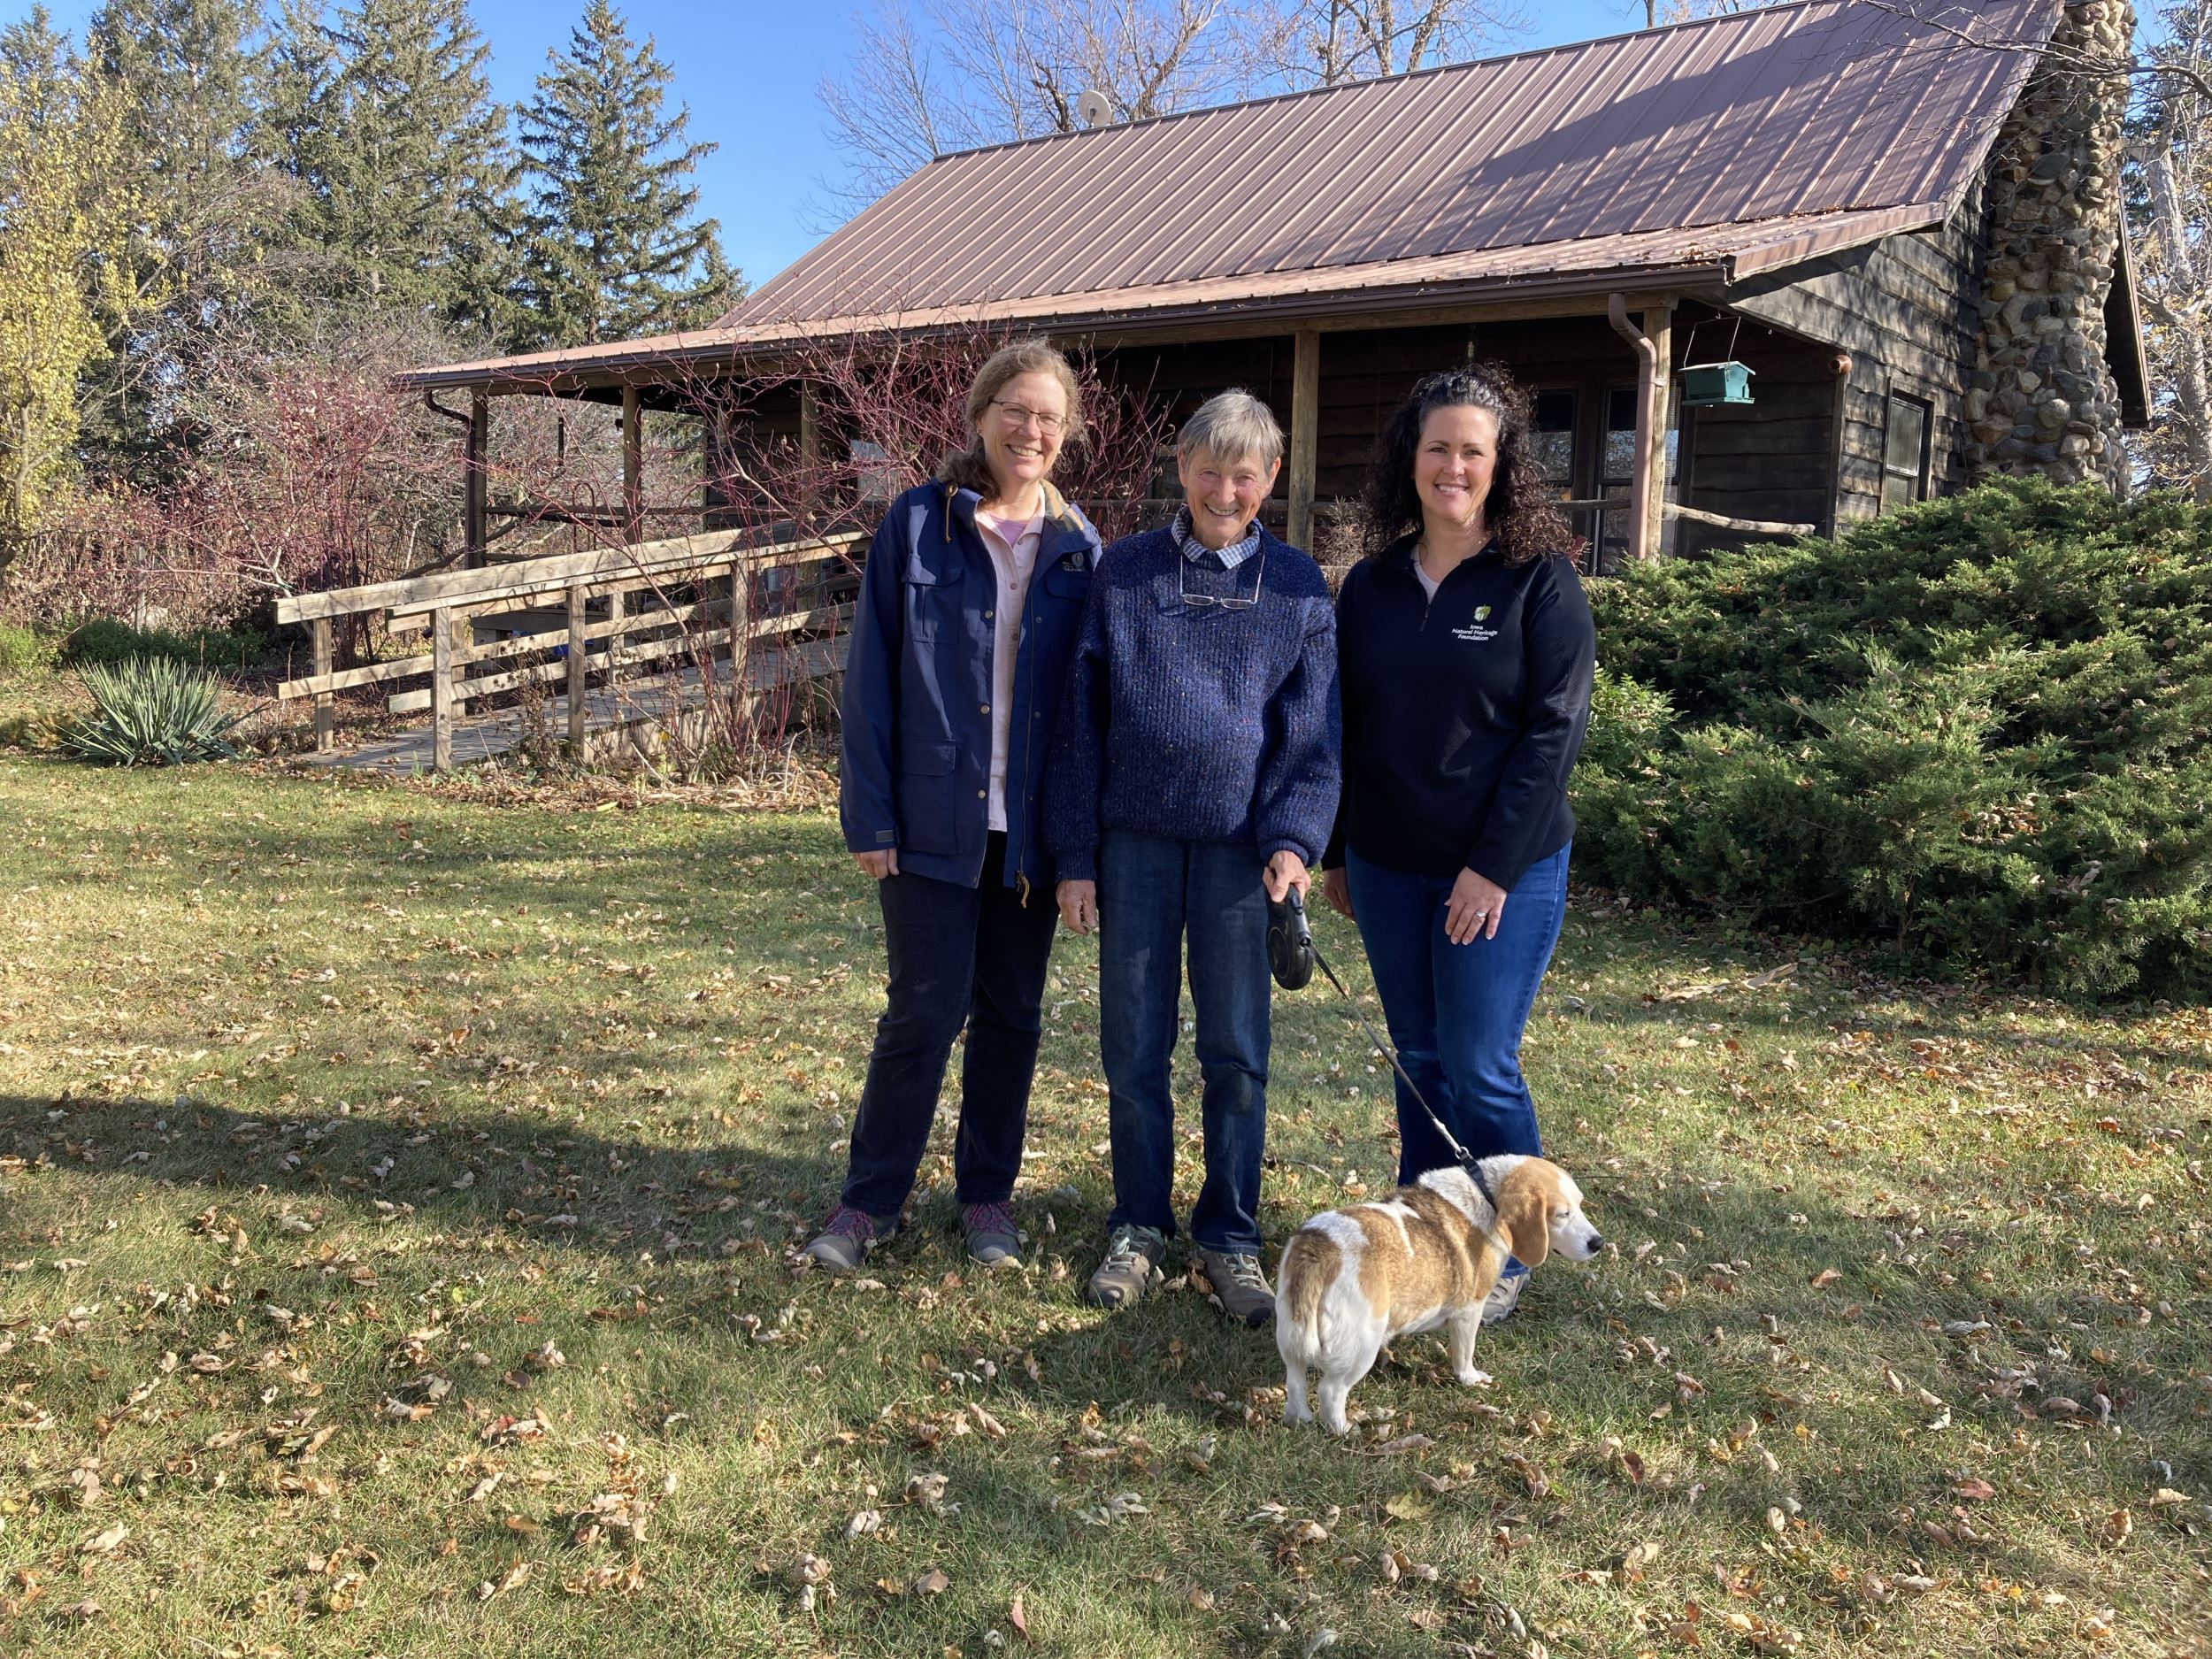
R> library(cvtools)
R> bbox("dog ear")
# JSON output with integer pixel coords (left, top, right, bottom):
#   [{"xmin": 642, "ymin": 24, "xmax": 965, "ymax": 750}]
[{"xmin": 1494, "ymin": 1167, "xmax": 1552, "ymax": 1270}]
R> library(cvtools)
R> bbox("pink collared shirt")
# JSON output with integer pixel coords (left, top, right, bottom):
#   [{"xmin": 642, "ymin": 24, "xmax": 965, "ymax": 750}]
[{"xmin": 974, "ymin": 507, "xmax": 1044, "ymax": 833}]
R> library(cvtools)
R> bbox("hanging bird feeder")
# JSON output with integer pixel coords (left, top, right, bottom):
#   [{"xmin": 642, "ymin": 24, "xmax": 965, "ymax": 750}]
[{"xmin": 1678, "ymin": 316, "xmax": 1755, "ymax": 407}]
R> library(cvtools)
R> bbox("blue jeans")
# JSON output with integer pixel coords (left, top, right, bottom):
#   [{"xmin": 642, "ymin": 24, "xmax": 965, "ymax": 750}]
[
  {"xmin": 841, "ymin": 833, "xmax": 1059, "ymax": 1219},
  {"xmin": 1097, "ymin": 832, "xmax": 1271, "ymax": 1254},
  {"xmin": 1344, "ymin": 845, "xmax": 1571, "ymax": 1271}
]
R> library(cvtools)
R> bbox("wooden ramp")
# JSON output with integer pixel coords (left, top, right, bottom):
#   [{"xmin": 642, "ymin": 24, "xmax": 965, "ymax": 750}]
[
  {"xmin": 275, "ymin": 527, "xmax": 863, "ymax": 773},
  {"xmin": 305, "ymin": 639, "xmax": 846, "ymax": 777}
]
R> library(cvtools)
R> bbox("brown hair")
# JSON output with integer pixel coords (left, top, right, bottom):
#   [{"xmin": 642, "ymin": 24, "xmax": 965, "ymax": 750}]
[
  {"xmin": 1359, "ymin": 364, "xmax": 1577, "ymax": 565},
  {"xmin": 936, "ymin": 339, "xmax": 1085, "ymax": 497}
]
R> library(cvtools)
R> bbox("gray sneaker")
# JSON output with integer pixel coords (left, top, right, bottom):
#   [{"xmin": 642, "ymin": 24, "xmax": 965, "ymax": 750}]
[
  {"xmin": 1194, "ymin": 1247, "xmax": 1275, "ymax": 1327},
  {"xmin": 1481, "ymin": 1271, "xmax": 1525, "ymax": 1325},
  {"xmin": 802, "ymin": 1204, "xmax": 896, "ymax": 1272},
  {"xmin": 958, "ymin": 1200, "xmax": 1023, "ymax": 1268},
  {"xmin": 1085, "ymin": 1225, "xmax": 1166, "ymax": 1309}
]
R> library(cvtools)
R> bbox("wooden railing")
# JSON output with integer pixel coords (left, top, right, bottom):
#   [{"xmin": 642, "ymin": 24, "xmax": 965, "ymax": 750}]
[{"xmin": 273, "ymin": 526, "xmax": 865, "ymax": 771}]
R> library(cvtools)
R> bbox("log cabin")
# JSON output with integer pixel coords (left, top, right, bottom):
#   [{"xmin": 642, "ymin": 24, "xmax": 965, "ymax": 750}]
[{"xmin": 399, "ymin": 0, "xmax": 2147, "ymax": 572}]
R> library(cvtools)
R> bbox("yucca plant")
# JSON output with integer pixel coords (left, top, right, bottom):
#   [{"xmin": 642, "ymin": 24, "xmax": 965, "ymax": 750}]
[{"xmin": 65, "ymin": 656, "xmax": 242, "ymax": 766}]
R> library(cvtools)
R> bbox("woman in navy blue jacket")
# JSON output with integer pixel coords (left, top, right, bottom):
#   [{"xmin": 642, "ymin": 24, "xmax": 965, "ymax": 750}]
[
  {"xmin": 805, "ymin": 341, "xmax": 1102, "ymax": 1274},
  {"xmin": 1320, "ymin": 366, "xmax": 1595, "ymax": 1325}
]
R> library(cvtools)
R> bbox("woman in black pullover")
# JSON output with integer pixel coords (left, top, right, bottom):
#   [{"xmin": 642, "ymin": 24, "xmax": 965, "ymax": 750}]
[{"xmin": 1319, "ymin": 366, "xmax": 1595, "ymax": 1325}]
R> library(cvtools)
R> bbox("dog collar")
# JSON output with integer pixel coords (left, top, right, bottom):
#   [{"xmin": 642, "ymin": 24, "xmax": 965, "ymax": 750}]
[
  {"xmin": 1463, "ymin": 1156, "xmax": 1499, "ymax": 1212},
  {"xmin": 1461, "ymin": 1156, "xmax": 1516, "ymax": 1260}
]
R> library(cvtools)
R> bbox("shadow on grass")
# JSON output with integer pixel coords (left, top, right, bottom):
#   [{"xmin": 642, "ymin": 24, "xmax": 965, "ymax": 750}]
[{"xmin": 5, "ymin": 1081, "xmax": 2204, "ymax": 1632}]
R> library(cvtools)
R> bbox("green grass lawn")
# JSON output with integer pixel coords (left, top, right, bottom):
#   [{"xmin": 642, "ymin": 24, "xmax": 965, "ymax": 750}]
[{"xmin": 1, "ymin": 756, "xmax": 2207, "ymax": 1657}]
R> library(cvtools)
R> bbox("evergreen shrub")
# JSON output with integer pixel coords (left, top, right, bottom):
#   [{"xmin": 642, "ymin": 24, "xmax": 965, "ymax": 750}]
[
  {"xmin": 1574, "ymin": 477, "xmax": 2212, "ymax": 999},
  {"xmin": 64, "ymin": 617, "xmax": 265, "ymax": 670},
  {"xmin": 0, "ymin": 620, "xmax": 58, "ymax": 676}
]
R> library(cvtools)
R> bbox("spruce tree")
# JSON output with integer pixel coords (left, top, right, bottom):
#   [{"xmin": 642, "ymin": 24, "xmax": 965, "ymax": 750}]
[
  {"xmin": 83, "ymin": 0, "xmax": 293, "ymax": 470},
  {"xmin": 516, "ymin": 0, "xmax": 733, "ymax": 349},
  {"xmin": 283, "ymin": 0, "xmax": 519, "ymax": 340},
  {"xmin": 0, "ymin": 5, "xmax": 73, "ymax": 83}
]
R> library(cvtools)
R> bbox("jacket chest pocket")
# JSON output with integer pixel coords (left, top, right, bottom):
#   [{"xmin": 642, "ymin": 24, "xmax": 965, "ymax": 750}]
[
  {"xmin": 1042, "ymin": 565, "xmax": 1091, "ymax": 603},
  {"xmin": 902, "ymin": 550, "xmax": 964, "ymax": 641}
]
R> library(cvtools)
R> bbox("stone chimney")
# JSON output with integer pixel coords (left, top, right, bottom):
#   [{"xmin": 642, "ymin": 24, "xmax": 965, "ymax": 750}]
[{"xmin": 1964, "ymin": 0, "xmax": 2134, "ymax": 488}]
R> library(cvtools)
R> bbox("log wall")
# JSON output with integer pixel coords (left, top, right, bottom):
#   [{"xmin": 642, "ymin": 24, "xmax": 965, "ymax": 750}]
[{"xmin": 1724, "ymin": 191, "xmax": 1989, "ymax": 534}]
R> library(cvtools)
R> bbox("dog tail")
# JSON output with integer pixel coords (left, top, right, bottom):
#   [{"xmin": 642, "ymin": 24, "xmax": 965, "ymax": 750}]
[{"xmin": 1275, "ymin": 1229, "xmax": 1336, "ymax": 1361}]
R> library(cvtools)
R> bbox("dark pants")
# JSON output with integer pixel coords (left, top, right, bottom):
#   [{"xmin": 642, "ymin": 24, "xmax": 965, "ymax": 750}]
[
  {"xmin": 1345, "ymin": 844, "xmax": 1571, "ymax": 1278},
  {"xmin": 1097, "ymin": 832, "xmax": 1271, "ymax": 1254},
  {"xmin": 840, "ymin": 833, "xmax": 1058, "ymax": 1219}
]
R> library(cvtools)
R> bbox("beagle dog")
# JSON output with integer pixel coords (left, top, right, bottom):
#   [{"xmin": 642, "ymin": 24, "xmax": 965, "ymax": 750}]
[{"xmin": 1275, "ymin": 1155, "xmax": 1601, "ymax": 1434}]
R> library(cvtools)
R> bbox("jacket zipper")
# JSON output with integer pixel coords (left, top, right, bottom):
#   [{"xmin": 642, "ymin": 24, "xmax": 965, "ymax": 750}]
[{"xmin": 1014, "ymin": 526, "xmax": 1048, "ymax": 906}]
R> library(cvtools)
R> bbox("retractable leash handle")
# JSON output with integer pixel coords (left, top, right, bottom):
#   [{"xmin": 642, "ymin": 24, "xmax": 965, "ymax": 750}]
[{"xmin": 1266, "ymin": 886, "xmax": 1316, "ymax": 990}]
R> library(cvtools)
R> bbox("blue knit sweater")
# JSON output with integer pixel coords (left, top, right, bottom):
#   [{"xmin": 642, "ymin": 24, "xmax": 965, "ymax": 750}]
[{"xmin": 1044, "ymin": 526, "xmax": 1340, "ymax": 882}]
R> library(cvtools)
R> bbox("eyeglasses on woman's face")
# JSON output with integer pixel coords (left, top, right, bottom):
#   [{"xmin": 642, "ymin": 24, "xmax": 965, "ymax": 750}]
[{"xmin": 989, "ymin": 397, "xmax": 1067, "ymax": 436}]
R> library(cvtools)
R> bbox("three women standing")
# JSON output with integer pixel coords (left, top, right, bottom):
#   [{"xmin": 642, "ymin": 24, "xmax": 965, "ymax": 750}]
[
  {"xmin": 810, "ymin": 349, "xmax": 1594, "ymax": 1336},
  {"xmin": 1321, "ymin": 368, "xmax": 1595, "ymax": 1323},
  {"xmin": 806, "ymin": 342, "xmax": 1102, "ymax": 1272}
]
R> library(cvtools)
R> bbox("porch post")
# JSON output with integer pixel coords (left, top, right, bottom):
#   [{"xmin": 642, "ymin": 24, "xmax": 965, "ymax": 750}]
[
  {"xmin": 1641, "ymin": 303, "xmax": 1673, "ymax": 560},
  {"xmin": 1287, "ymin": 326, "xmax": 1321, "ymax": 551},
  {"xmin": 621, "ymin": 385, "xmax": 643, "ymax": 546},
  {"xmin": 1607, "ymin": 294, "xmax": 1660, "ymax": 563},
  {"xmin": 798, "ymin": 381, "xmax": 820, "ymax": 518},
  {"xmin": 465, "ymin": 391, "xmax": 488, "ymax": 568}
]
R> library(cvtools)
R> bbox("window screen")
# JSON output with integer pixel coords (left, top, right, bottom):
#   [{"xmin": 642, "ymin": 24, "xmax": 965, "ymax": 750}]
[
  {"xmin": 1532, "ymin": 390, "xmax": 1576, "ymax": 491},
  {"xmin": 1882, "ymin": 396, "xmax": 1930, "ymax": 512}
]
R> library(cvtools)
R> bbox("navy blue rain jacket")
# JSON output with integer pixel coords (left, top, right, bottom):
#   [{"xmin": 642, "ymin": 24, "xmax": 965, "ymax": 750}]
[{"xmin": 839, "ymin": 480, "xmax": 1102, "ymax": 890}]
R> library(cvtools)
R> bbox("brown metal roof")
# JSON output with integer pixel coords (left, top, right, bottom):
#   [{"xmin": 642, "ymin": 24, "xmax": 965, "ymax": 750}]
[{"xmin": 404, "ymin": 0, "xmax": 2056, "ymax": 391}]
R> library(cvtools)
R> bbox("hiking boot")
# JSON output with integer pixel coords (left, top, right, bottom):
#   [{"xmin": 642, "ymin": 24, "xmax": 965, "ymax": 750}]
[
  {"xmin": 958, "ymin": 1200, "xmax": 1023, "ymax": 1268},
  {"xmin": 802, "ymin": 1204, "xmax": 896, "ymax": 1272},
  {"xmin": 1084, "ymin": 1224, "xmax": 1166, "ymax": 1310},
  {"xmin": 1481, "ymin": 1270, "xmax": 1525, "ymax": 1325},
  {"xmin": 1194, "ymin": 1247, "xmax": 1275, "ymax": 1328}
]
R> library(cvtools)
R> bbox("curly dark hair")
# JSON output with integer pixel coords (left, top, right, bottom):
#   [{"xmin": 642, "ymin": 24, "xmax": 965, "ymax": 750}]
[{"xmin": 1359, "ymin": 365, "xmax": 1578, "ymax": 565}]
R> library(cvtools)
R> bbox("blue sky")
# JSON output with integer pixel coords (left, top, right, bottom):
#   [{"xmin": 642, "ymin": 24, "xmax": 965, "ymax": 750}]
[{"xmin": 34, "ymin": 0, "xmax": 1682, "ymax": 287}]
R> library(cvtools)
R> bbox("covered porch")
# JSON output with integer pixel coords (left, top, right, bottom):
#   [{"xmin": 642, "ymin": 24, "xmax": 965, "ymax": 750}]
[{"xmin": 408, "ymin": 280, "xmax": 1840, "ymax": 590}]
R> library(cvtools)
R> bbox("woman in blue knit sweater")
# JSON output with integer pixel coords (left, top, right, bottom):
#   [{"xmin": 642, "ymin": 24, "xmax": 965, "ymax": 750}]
[{"xmin": 1045, "ymin": 390, "xmax": 1340, "ymax": 1326}]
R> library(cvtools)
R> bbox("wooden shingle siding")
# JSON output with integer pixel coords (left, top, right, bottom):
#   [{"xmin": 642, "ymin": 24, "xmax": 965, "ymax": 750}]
[
  {"xmin": 1674, "ymin": 328, "xmax": 1837, "ymax": 557},
  {"xmin": 1720, "ymin": 186, "xmax": 1988, "ymax": 534}
]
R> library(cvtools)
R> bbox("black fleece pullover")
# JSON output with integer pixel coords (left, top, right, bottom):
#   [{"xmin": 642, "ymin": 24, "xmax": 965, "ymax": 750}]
[{"xmin": 1324, "ymin": 536, "xmax": 1596, "ymax": 890}]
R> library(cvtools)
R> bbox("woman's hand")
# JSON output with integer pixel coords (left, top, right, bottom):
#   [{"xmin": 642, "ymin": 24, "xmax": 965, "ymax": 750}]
[
  {"xmin": 1445, "ymin": 868, "xmax": 1507, "ymax": 945},
  {"xmin": 1320, "ymin": 866, "xmax": 1353, "ymax": 920},
  {"xmin": 1263, "ymin": 850, "xmax": 1310, "ymax": 904},
  {"xmin": 1057, "ymin": 879, "xmax": 1098, "ymax": 934},
  {"xmin": 855, "ymin": 849, "xmax": 900, "ymax": 879}
]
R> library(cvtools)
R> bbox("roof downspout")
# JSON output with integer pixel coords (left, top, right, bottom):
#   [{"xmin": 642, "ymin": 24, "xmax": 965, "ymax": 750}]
[{"xmin": 1607, "ymin": 293, "xmax": 1657, "ymax": 564}]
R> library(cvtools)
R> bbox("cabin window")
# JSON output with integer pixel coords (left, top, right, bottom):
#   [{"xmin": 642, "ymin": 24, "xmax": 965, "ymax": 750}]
[
  {"xmin": 1881, "ymin": 395, "xmax": 1930, "ymax": 512},
  {"xmin": 1596, "ymin": 386, "xmax": 1680, "ymax": 570},
  {"xmin": 853, "ymin": 441, "xmax": 901, "ymax": 508},
  {"xmin": 1532, "ymin": 390, "xmax": 1577, "ymax": 491}
]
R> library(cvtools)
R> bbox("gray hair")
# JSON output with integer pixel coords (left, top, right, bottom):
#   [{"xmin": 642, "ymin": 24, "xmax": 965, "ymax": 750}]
[{"xmin": 1176, "ymin": 389, "xmax": 1284, "ymax": 467}]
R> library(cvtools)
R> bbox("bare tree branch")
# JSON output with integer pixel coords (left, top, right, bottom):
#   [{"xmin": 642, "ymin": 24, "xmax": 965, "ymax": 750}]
[{"xmin": 814, "ymin": 0, "xmax": 1518, "ymax": 212}]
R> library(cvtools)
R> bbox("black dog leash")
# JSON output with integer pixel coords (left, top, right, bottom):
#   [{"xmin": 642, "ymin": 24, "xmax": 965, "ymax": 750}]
[{"xmin": 1268, "ymin": 887, "xmax": 1502, "ymax": 1217}]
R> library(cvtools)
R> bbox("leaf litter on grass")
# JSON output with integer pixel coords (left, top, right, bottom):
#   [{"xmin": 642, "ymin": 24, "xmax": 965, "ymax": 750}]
[{"xmin": 0, "ymin": 759, "xmax": 2207, "ymax": 1656}]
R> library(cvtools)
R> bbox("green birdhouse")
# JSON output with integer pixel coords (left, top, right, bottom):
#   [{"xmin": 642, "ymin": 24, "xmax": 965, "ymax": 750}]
[{"xmin": 1679, "ymin": 361, "xmax": 1755, "ymax": 406}]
